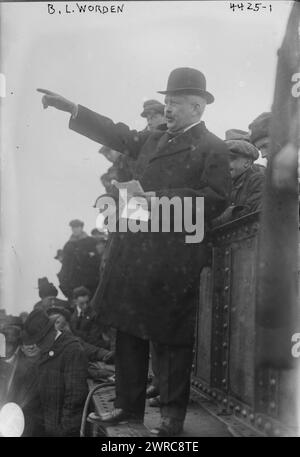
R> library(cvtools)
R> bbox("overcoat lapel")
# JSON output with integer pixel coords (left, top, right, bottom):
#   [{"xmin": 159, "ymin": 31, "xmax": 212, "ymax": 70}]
[{"xmin": 149, "ymin": 122, "xmax": 207, "ymax": 163}]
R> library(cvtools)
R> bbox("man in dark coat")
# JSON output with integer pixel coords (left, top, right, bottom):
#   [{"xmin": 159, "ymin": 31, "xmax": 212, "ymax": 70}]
[
  {"xmin": 69, "ymin": 286, "xmax": 108, "ymax": 349},
  {"xmin": 59, "ymin": 219, "xmax": 100, "ymax": 299},
  {"xmin": 212, "ymin": 139, "xmax": 265, "ymax": 226},
  {"xmin": 0, "ymin": 325, "xmax": 43, "ymax": 436},
  {"xmin": 37, "ymin": 67, "xmax": 231, "ymax": 436},
  {"xmin": 22, "ymin": 309, "xmax": 88, "ymax": 437}
]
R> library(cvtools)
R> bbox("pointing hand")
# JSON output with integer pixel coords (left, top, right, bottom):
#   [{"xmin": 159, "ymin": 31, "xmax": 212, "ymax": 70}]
[{"xmin": 37, "ymin": 88, "xmax": 76, "ymax": 114}]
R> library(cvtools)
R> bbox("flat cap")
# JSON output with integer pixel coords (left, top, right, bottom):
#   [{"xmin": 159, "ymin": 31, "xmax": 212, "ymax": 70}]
[
  {"xmin": 69, "ymin": 219, "xmax": 84, "ymax": 228},
  {"xmin": 225, "ymin": 129, "xmax": 251, "ymax": 142},
  {"xmin": 141, "ymin": 99, "xmax": 165, "ymax": 118},
  {"xmin": 226, "ymin": 139, "xmax": 259, "ymax": 160},
  {"xmin": 248, "ymin": 112, "xmax": 271, "ymax": 144}
]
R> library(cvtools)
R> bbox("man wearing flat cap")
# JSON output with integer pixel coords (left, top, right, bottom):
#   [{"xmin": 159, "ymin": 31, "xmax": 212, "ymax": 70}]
[
  {"xmin": 213, "ymin": 138, "xmax": 265, "ymax": 226},
  {"xmin": 249, "ymin": 112, "xmax": 272, "ymax": 159},
  {"xmin": 59, "ymin": 219, "xmax": 100, "ymax": 299},
  {"xmin": 37, "ymin": 67, "xmax": 231, "ymax": 436},
  {"xmin": 141, "ymin": 99, "xmax": 166, "ymax": 132}
]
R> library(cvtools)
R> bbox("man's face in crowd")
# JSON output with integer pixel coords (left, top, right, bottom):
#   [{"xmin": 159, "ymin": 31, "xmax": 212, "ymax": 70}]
[
  {"xmin": 164, "ymin": 94, "xmax": 203, "ymax": 132},
  {"xmin": 96, "ymin": 241, "xmax": 106, "ymax": 256},
  {"xmin": 75, "ymin": 295, "xmax": 89, "ymax": 311},
  {"xmin": 49, "ymin": 314, "xmax": 70, "ymax": 332},
  {"xmin": 71, "ymin": 226, "xmax": 84, "ymax": 237},
  {"xmin": 21, "ymin": 344, "xmax": 40, "ymax": 358},
  {"xmin": 146, "ymin": 112, "xmax": 165, "ymax": 131},
  {"xmin": 254, "ymin": 137, "xmax": 270, "ymax": 159},
  {"xmin": 229, "ymin": 153, "xmax": 252, "ymax": 179}
]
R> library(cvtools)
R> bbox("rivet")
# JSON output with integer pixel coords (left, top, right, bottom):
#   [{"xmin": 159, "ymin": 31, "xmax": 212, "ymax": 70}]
[
  {"xmin": 229, "ymin": 402, "xmax": 234, "ymax": 409},
  {"xmin": 225, "ymin": 250, "xmax": 230, "ymax": 256},
  {"xmin": 199, "ymin": 383, "xmax": 203, "ymax": 389},
  {"xmin": 270, "ymin": 401, "xmax": 276, "ymax": 409},
  {"xmin": 225, "ymin": 267, "xmax": 230, "ymax": 273},
  {"xmin": 270, "ymin": 378, "xmax": 276, "ymax": 386},
  {"xmin": 222, "ymin": 361, "xmax": 227, "ymax": 366},
  {"xmin": 224, "ymin": 305, "xmax": 228, "ymax": 311},
  {"xmin": 212, "ymin": 391, "xmax": 217, "ymax": 398},
  {"xmin": 242, "ymin": 409, "xmax": 247, "ymax": 417},
  {"xmin": 235, "ymin": 406, "xmax": 240, "ymax": 413},
  {"xmin": 249, "ymin": 414, "xmax": 255, "ymax": 422},
  {"xmin": 224, "ymin": 286, "xmax": 229, "ymax": 291},
  {"xmin": 222, "ymin": 378, "xmax": 226, "ymax": 384},
  {"xmin": 223, "ymin": 323, "xmax": 228, "ymax": 329},
  {"xmin": 222, "ymin": 342, "xmax": 228, "ymax": 348},
  {"xmin": 223, "ymin": 398, "xmax": 228, "ymax": 405},
  {"xmin": 257, "ymin": 417, "xmax": 262, "ymax": 427}
]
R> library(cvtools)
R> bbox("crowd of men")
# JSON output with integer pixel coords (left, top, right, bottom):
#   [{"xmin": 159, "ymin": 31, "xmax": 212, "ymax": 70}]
[{"xmin": 0, "ymin": 67, "xmax": 271, "ymax": 437}]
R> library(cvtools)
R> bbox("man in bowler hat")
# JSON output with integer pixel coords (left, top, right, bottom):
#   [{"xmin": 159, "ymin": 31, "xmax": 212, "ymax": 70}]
[{"xmin": 37, "ymin": 67, "xmax": 231, "ymax": 436}]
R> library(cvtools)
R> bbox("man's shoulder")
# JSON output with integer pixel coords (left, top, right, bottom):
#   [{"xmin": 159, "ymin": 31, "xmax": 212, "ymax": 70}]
[
  {"xmin": 247, "ymin": 166, "xmax": 266, "ymax": 182},
  {"xmin": 56, "ymin": 332, "xmax": 83, "ymax": 351}
]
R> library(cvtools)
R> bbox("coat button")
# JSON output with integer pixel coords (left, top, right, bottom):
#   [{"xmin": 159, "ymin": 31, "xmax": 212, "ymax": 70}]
[{"xmin": 49, "ymin": 351, "xmax": 54, "ymax": 357}]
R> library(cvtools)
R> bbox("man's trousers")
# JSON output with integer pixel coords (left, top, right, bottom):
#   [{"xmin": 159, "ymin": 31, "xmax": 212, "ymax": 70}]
[{"xmin": 114, "ymin": 330, "xmax": 194, "ymax": 421}]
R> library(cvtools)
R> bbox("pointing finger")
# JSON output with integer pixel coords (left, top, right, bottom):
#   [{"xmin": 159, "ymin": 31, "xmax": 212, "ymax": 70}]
[{"xmin": 37, "ymin": 88, "xmax": 56, "ymax": 96}]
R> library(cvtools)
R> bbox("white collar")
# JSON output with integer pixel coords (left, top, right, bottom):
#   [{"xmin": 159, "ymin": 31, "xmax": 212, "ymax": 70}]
[{"xmin": 182, "ymin": 120, "xmax": 202, "ymax": 133}]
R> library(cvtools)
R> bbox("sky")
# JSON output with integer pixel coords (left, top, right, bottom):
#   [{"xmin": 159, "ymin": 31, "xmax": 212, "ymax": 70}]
[{"xmin": 0, "ymin": 1, "xmax": 293, "ymax": 314}]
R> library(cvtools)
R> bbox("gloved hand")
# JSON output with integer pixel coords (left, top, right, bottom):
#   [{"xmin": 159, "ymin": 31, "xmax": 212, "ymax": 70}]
[{"xmin": 37, "ymin": 88, "xmax": 76, "ymax": 114}]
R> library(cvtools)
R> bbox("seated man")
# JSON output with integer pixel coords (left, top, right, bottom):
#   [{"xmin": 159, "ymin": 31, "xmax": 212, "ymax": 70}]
[
  {"xmin": 212, "ymin": 139, "xmax": 265, "ymax": 226},
  {"xmin": 70, "ymin": 286, "xmax": 109, "ymax": 349},
  {"xmin": 47, "ymin": 306, "xmax": 113, "ymax": 363},
  {"xmin": 22, "ymin": 309, "xmax": 88, "ymax": 437}
]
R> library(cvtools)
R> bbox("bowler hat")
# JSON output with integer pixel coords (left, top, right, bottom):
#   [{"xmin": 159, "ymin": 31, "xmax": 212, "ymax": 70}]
[
  {"xmin": 158, "ymin": 67, "xmax": 214, "ymax": 104},
  {"xmin": 21, "ymin": 309, "xmax": 54, "ymax": 345},
  {"xmin": 141, "ymin": 100, "xmax": 165, "ymax": 118},
  {"xmin": 249, "ymin": 112, "xmax": 271, "ymax": 144},
  {"xmin": 226, "ymin": 139, "xmax": 259, "ymax": 160},
  {"xmin": 69, "ymin": 219, "xmax": 84, "ymax": 228}
]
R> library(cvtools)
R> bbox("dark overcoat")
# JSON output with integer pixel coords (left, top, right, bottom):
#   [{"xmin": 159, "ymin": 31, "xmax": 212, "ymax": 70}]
[
  {"xmin": 37, "ymin": 332, "xmax": 88, "ymax": 436},
  {"xmin": 69, "ymin": 106, "xmax": 231, "ymax": 345},
  {"xmin": 61, "ymin": 236, "xmax": 100, "ymax": 297}
]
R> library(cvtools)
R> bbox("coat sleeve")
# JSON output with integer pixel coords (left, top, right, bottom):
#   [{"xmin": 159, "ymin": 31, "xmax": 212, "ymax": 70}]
[
  {"xmin": 234, "ymin": 172, "xmax": 265, "ymax": 217},
  {"xmin": 155, "ymin": 142, "xmax": 231, "ymax": 221},
  {"xmin": 69, "ymin": 105, "xmax": 148, "ymax": 159},
  {"xmin": 60, "ymin": 345, "xmax": 88, "ymax": 436}
]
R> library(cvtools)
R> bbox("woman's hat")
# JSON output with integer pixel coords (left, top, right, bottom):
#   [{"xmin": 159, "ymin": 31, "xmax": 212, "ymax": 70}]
[{"xmin": 158, "ymin": 67, "xmax": 214, "ymax": 104}]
